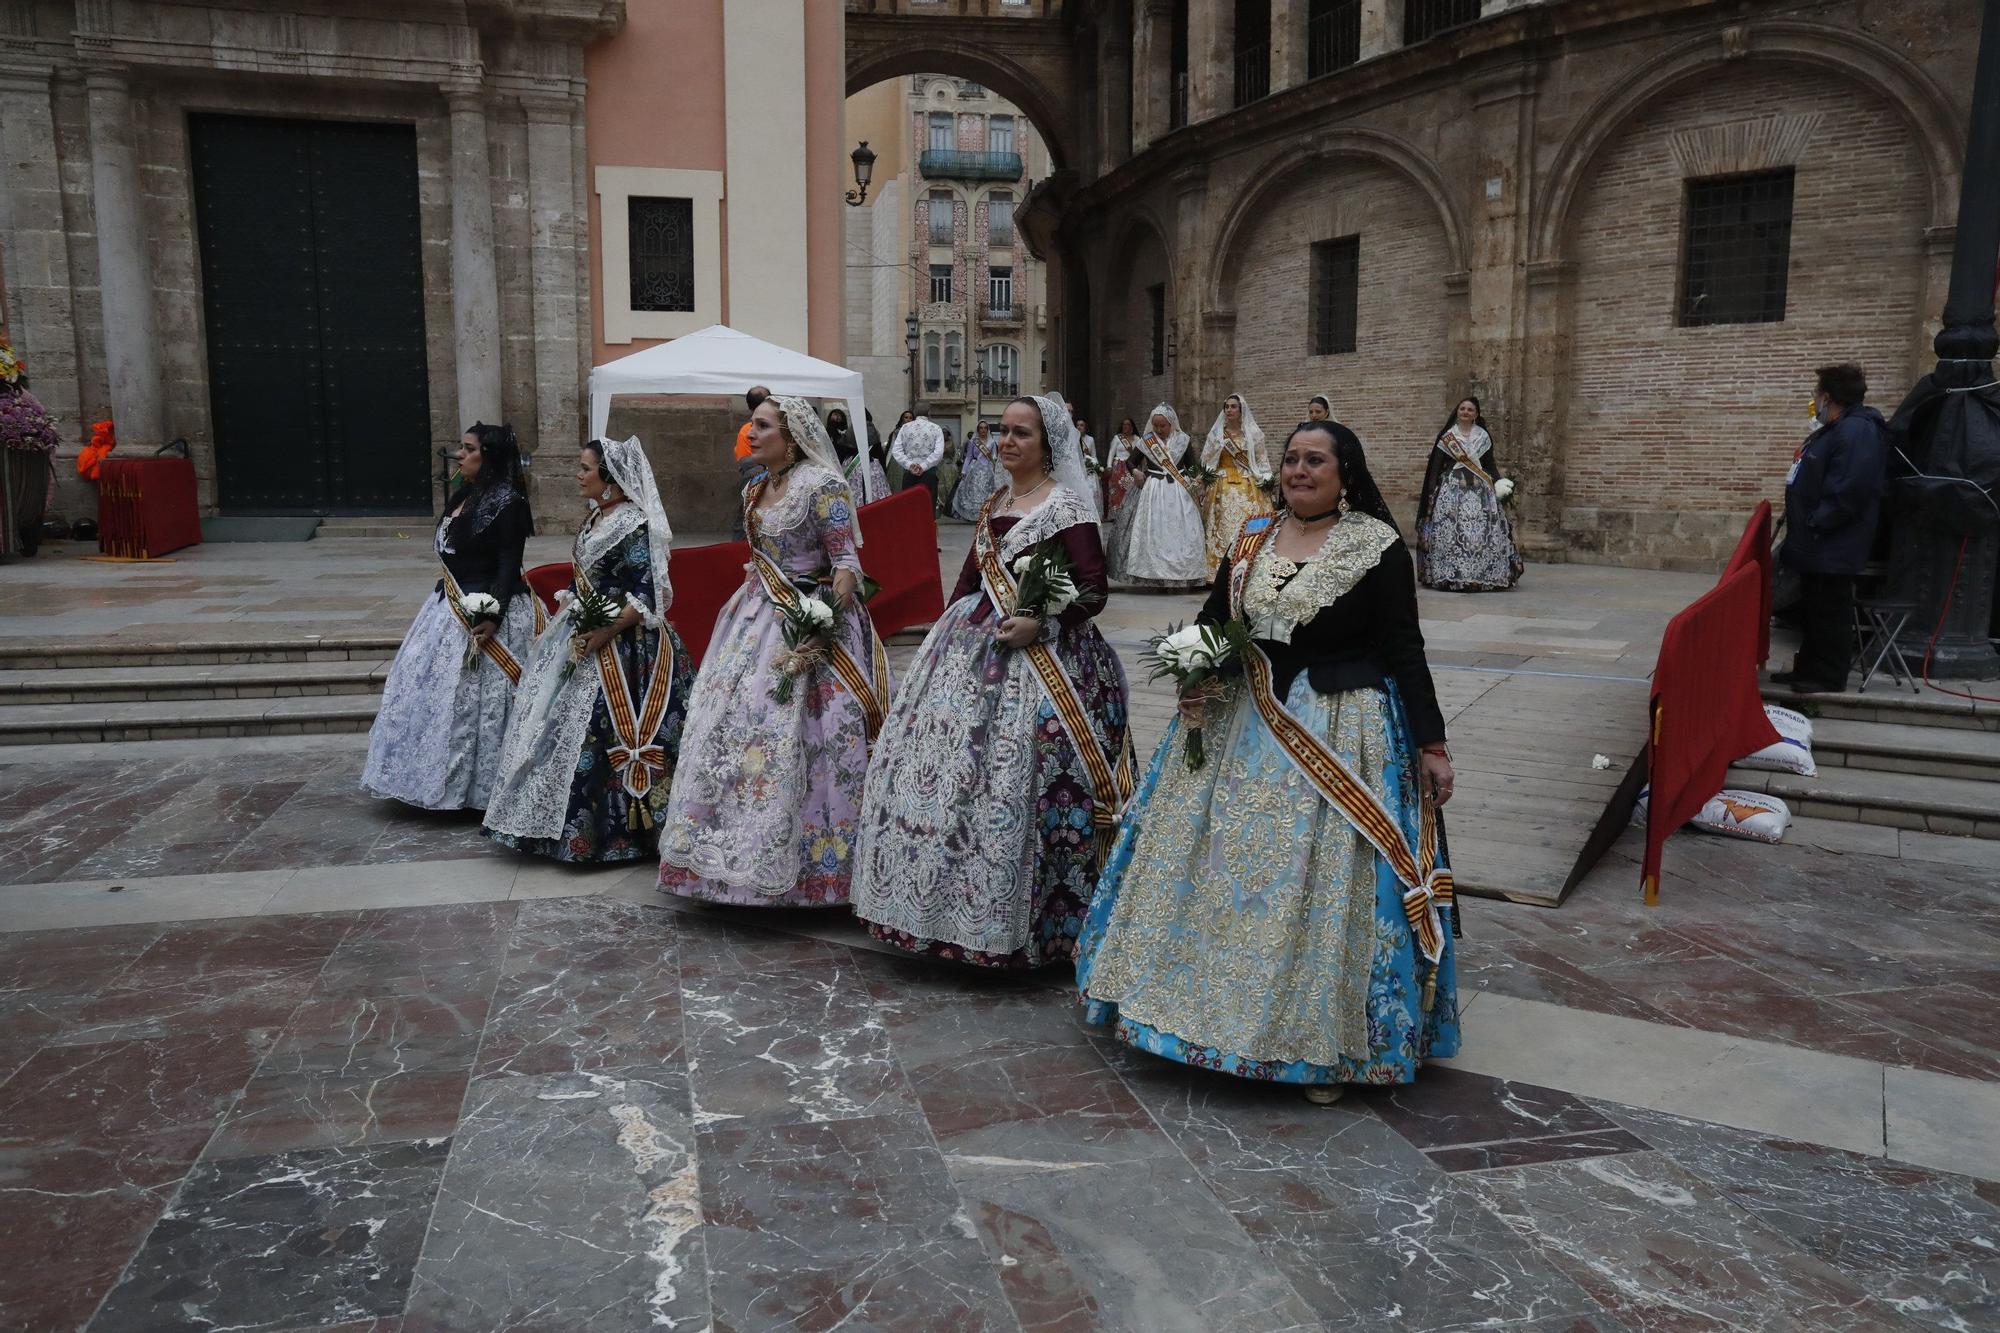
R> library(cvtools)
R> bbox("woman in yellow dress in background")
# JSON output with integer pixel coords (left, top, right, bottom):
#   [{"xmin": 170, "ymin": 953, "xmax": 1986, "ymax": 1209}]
[{"xmin": 1201, "ymin": 392, "xmax": 1271, "ymax": 576}]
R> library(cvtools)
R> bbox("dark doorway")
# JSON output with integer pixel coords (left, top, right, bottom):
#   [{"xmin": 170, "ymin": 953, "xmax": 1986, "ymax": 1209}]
[{"xmin": 191, "ymin": 114, "xmax": 431, "ymax": 514}]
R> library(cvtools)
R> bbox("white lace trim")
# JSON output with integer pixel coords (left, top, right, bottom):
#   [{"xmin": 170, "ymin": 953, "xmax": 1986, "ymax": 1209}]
[
  {"xmin": 1242, "ymin": 511, "xmax": 1399, "ymax": 644},
  {"xmin": 995, "ymin": 485, "xmax": 1098, "ymax": 564}
]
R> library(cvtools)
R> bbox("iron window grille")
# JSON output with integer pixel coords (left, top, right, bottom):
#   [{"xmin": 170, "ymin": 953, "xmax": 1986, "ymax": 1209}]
[
  {"xmin": 1404, "ymin": 0, "xmax": 1479, "ymax": 44},
  {"xmin": 929, "ymin": 264, "xmax": 954, "ymax": 304},
  {"xmin": 1169, "ymin": 0, "xmax": 1189, "ymax": 129},
  {"xmin": 1678, "ymin": 169, "xmax": 1794, "ymax": 327},
  {"xmin": 627, "ymin": 196, "xmax": 695, "ymax": 312},
  {"xmin": 928, "ymin": 191, "xmax": 954, "ymax": 245},
  {"xmin": 1310, "ymin": 235, "xmax": 1360, "ymax": 356},
  {"xmin": 1234, "ymin": 0, "xmax": 1271, "ymax": 107},
  {"xmin": 1308, "ymin": 0, "xmax": 1362, "ymax": 76}
]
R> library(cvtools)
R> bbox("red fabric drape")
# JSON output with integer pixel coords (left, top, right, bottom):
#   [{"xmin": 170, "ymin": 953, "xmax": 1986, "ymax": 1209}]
[
  {"xmin": 96, "ymin": 457, "xmax": 199, "ymax": 559},
  {"xmin": 1723, "ymin": 500, "xmax": 1775, "ymax": 665},
  {"xmin": 526, "ymin": 486, "xmax": 947, "ymax": 672},
  {"xmin": 1643, "ymin": 505, "xmax": 1782, "ymax": 904}
]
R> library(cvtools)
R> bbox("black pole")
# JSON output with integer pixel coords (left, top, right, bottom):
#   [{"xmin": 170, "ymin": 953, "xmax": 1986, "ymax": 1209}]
[
  {"xmin": 1936, "ymin": 0, "xmax": 2000, "ymax": 369},
  {"xmin": 1888, "ymin": 0, "xmax": 2000, "ymax": 677}
]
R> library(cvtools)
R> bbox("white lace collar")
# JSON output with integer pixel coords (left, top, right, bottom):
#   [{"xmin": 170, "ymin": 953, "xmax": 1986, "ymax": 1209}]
[
  {"xmin": 1240, "ymin": 511, "xmax": 1399, "ymax": 643},
  {"xmin": 992, "ymin": 485, "xmax": 1097, "ymax": 562},
  {"xmin": 755, "ymin": 462, "xmax": 837, "ymax": 534},
  {"xmin": 574, "ymin": 499, "xmax": 646, "ymax": 571}
]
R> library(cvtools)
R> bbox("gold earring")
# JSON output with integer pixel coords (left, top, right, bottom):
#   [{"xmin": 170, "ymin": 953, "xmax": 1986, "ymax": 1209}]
[{"xmin": 1338, "ymin": 494, "xmax": 1351, "ymax": 513}]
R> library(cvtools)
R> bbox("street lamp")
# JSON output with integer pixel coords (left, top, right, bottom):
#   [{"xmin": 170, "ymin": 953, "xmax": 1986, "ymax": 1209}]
[
  {"xmin": 1887, "ymin": 0, "xmax": 2000, "ymax": 676},
  {"xmin": 904, "ymin": 312, "xmax": 919, "ymax": 413},
  {"xmin": 844, "ymin": 141, "xmax": 877, "ymax": 207}
]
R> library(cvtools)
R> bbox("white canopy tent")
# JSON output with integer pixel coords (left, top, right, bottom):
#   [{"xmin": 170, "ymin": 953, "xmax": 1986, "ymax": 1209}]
[{"xmin": 587, "ymin": 324, "xmax": 877, "ymax": 500}]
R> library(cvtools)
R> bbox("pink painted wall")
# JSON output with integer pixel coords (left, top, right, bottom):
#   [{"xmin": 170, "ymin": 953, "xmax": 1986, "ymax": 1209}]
[{"xmin": 583, "ymin": 0, "xmax": 845, "ymax": 366}]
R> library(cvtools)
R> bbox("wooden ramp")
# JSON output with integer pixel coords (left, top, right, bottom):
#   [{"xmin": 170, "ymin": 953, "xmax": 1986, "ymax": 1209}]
[{"xmin": 1435, "ymin": 665, "xmax": 1651, "ymax": 907}]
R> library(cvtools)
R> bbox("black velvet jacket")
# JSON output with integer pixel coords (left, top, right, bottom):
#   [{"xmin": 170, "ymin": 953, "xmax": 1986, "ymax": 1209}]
[
  {"xmin": 1197, "ymin": 537, "xmax": 1446, "ymax": 747},
  {"xmin": 433, "ymin": 488, "xmax": 532, "ymax": 614}
]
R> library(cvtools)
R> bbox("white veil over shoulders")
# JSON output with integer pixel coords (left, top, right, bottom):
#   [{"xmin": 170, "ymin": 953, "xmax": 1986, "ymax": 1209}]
[
  {"xmin": 1024, "ymin": 392, "xmax": 1098, "ymax": 519},
  {"xmin": 597, "ymin": 435, "xmax": 675, "ymax": 615},
  {"xmin": 1202, "ymin": 392, "xmax": 1269, "ymax": 476},
  {"xmin": 774, "ymin": 394, "xmax": 865, "ymax": 544}
]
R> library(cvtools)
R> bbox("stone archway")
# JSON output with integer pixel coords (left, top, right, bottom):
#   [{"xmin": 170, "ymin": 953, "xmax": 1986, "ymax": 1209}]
[{"xmin": 845, "ymin": 15, "xmax": 1079, "ymax": 172}]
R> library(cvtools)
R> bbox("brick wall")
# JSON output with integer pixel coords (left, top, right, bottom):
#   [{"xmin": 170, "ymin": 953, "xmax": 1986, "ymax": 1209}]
[
  {"xmin": 1226, "ymin": 160, "xmax": 1454, "ymax": 521},
  {"xmin": 1562, "ymin": 64, "xmax": 1933, "ymax": 564}
]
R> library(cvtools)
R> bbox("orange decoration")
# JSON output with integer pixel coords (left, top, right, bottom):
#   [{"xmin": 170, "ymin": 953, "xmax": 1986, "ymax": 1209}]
[{"xmin": 77, "ymin": 418, "xmax": 117, "ymax": 481}]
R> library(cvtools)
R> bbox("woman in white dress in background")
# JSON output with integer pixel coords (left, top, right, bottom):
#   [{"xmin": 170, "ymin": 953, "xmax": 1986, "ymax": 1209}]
[{"xmin": 1114, "ymin": 403, "xmax": 1209, "ymax": 589}]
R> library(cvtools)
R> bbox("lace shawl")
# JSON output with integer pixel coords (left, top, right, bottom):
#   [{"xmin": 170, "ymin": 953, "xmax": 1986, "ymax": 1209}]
[{"xmin": 1243, "ymin": 511, "xmax": 1399, "ymax": 644}]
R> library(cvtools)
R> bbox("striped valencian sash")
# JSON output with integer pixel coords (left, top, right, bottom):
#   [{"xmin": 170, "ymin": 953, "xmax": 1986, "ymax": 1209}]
[
  {"xmin": 743, "ymin": 477, "xmax": 889, "ymax": 740},
  {"xmin": 975, "ymin": 493, "xmax": 1135, "ymax": 856},
  {"xmin": 1225, "ymin": 518, "xmax": 1455, "ymax": 967},
  {"xmin": 1140, "ymin": 433, "xmax": 1196, "ymax": 491},
  {"xmin": 439, "ymin": 564, "xmax": 524, "ymax": 685},
  {"xmin": 1436, "ymin": 434, "xmax": 1496, "ymax": 489},
  {"xmin": 571, "ymin": 562, "xmax": 677, "ymax": 801}
]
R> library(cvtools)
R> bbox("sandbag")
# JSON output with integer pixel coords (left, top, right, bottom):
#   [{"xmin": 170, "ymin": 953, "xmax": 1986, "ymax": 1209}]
[{"xmin": 1736, "ymin": 704, "xmax": 1816, "ymax": 776}]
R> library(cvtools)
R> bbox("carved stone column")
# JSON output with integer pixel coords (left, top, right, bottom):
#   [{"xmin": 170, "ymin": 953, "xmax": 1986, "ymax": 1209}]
[
  {"xmin": 84, "ymin": 67, "xmax": 165, "ymax": 446},
  {"xmin": 1132, "ymin": 0, "xmax": 1172, "ymax": 153},
  {"xmin": 522, "ymin": 96, "xmax": 581, "ymax": 464},
  {"xmin": 0, "ymin": 63, "xmax": 81, "ymax": 447},
  {"xmin": 1186, "ymin": 0, "xmax": 1232, "ymax": 124},
  {"xmin": 446, "ymin": 86, "xmax": 503, "ymax": 427},
  {"xmin": 1271, "ymin": 0, "xmax": 1309, "ymax": 93},
  {"xmin": 1359, "ymin": 0, "xmax": 1402, "ymax": 60}
]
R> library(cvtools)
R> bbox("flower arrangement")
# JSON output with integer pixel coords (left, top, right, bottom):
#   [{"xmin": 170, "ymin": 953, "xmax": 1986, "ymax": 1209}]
[
  {"xmin": 559, "ymin": 586, "xmax": 621, "ymax": 678},
  {"xmin": 77, "ymin": 419, "xmax": 116, "ymax": 480},
  {"xmin": 1141, "ymin": 618, "xmax": 1254, "ymax": 770},
  {"xmin": 458, "ymin": 592, "xmax": 501, "ymax": 670},
  {"xmin": 771, "ymin": 591, "xmax": 839, "ymax": 704},
  {"xmin": 0, "ymin": 385, "xmax": 60, "ymax": 456},
  {"xmin": 1011, "ymin": 541, "xmax": 1088, "ymax": 623},
  {"xmin": 1494, "ymin": 477, "xmax": 1516, "ymax": 505},
  {"xmin": 0, "ymin": 338, "xmax": 25, "ymax": 388}
]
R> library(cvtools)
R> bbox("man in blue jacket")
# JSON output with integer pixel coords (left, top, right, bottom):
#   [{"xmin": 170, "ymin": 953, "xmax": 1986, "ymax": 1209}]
[{"xmin": 1774, "ymin": 363, "xmax": 1890, "ymax": 694}]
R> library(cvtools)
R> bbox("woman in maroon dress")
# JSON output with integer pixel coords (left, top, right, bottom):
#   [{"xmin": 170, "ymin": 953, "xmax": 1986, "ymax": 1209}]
[{"xmin": 850, "ymin": 394, "xmax": 1132, "ymax": 968}]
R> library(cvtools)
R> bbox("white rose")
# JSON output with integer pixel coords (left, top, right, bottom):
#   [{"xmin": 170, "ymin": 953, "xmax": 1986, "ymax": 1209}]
[
  {"xmin": 1494, "ymin": 477, "xmax": 1516, "ymax": 501},
  {"xmin": 459, "ymin": 593, "xmax": 500, "ymax": 618},
  {"xmin": 1043, "ymin": 572, "xmax": 1079, "ymax": 614},
  {"xmin": 1012, "ymin": 554, "xmax": 1033, "ymax": 575},
  {"xmin": 802, "ymin": 597, "xmax": 836, "ymax": 629}
]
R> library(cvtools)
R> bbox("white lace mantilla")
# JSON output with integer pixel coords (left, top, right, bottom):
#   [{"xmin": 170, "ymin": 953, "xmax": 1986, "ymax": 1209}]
[
  {"xmin": 755, "ymin": 462, "xmax": 840, "ymax": 535},
  {"xmin": 1242, "ymin": 511, "xmax": 1398, "ymax": 644}
]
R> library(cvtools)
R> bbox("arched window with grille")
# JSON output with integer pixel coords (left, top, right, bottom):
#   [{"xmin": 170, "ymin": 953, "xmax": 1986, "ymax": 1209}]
[{"xmin": 923, "ymin": 332, "xmax": 942, "ymax": 392}]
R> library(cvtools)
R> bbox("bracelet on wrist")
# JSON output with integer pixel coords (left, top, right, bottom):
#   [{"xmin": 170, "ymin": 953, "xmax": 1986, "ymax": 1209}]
[{"xmin": 1421, "ymin": 743, "xmax": 1452, "ymax": 759}]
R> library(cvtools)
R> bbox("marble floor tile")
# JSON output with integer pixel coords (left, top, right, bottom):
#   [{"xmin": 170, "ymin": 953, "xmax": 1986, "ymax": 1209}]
[
  {"xmin": 697, "ymin": 1111, "xmax": 1019, "ymax": 1330},
  {"xmin": 956, "ymin": 1156, "xmax": 1322, "ymax": 1333},
  {"xmin": 1598, "ymin": 1102, "xmax": 2000, "ymax": 1332},
  {"xmin": 0, "ymin": 1029, "xmax": 272, "ymax": 1143},
  {"xmin": 206, "ymin": 1067, "xmax": 472, "ymax": 1159},
  {"xmin": 403, "ymin": 1069, "xmax": 705, "ymax": 1333},
  {"xmin": 90, "ymin": 1139, "xmax": 448, "ymax": 1332},
  {"xmin": 266, "ymin": 983, "xmax": 494, "ymax": 1080},
  {"xmin": 666, "ymin": 906, "xmax": 860, "ymax": 982},
  {"xmin": 909, "ymin": 1041, "xmax": 1181, "ymax": 1174},
  {"xmin": 474, "ymin": 935, "xmax": 684, "ymax": 1080},
  {"xmin": 0, "ymin": 1126, "xmax": 214, "ymax": 1333},
  {"xmin": 681, "ymin": 955, "xmax": 916, "ymax": 1129},
  {"xmin": 1464, "ymin": 1152, "xmax": 1926, "ymax": 1332},
  {"xmin": 0, "ymin": 868, "xmax": 296, "ymax": 933},
  {"xmin": 1885, "ymin": 1065, "xmax": 2000, "ymax": 1185}
]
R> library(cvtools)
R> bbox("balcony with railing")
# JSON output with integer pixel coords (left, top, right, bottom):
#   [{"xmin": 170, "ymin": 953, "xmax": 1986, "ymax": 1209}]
[
  {"xmin": 918, "ymin": 150, "xmax": 1024, "ymax": 181},
  {"xmin": 1308, "ymin": 0, "xmax": 1361, "ymax": 77},
  {"xmin": 980, "ymin": 299, "xmax": 1031, "ymax": 326}
]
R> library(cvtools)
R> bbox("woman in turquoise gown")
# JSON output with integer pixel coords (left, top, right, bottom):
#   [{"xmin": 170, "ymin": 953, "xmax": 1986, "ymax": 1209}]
[{"xmin": 1077, "ymin": 419, "xmax": 1460, "ymax": 1101}]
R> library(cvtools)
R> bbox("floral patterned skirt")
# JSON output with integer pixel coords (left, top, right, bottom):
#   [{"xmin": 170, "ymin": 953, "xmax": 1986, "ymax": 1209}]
[
  {"xmin": 362, "ymin": 592, "xmax": 536, "ymax": 812},
  {"xmin": 1202, "ymin": 463, "xmax": 1266, "ymax": 576},
  {"xmin": 1421, "ymin": 474, "xmax": 1523, "ymax": 592},
  {"xmin": 1076, "ymin": 676, "xmax": 1459, "ymax": 1086},
  {"xmin": 656, "ymin": 583, "xmax": 882, "ymax": 906},
  {"xmin": 851, "ymin": 596, "xmax": 1130, "ymax": 968},
  {"xmin": 483, "ymin": 624, "xmax": 694, "ymax": 864}
]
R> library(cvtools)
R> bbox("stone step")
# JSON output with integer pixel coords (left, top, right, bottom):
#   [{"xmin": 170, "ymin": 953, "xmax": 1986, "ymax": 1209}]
[
  {"xmin": 1808, "ymin": 717, "xmax": 2000, "ymax": 782},
  {"xmin": 1725, "ymin": 762, "xmax": 2000, "ymax": 840},
  {"xmin": 0, "ymin": 637, "xmax": 404, "ymax": 671},
  {"xmin": 1762, "ymin": 682, "xmax": 2000, "ymax": 733},
  {"xmin": 0, "ymin": 694, "xmax": 383, "ymax": 746},
  {"xmin": 313, "ymin": 519, "xmax": 434, "ymax": 539},
  {"xmin": 0, "ymin": 659, "xmax": 392, "ymax": 705}
]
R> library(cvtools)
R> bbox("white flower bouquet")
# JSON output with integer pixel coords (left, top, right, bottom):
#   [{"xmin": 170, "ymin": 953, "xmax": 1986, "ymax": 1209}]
[
  {"xmin": 1494, "ymin": 477, "xmax": 1517, "ymax": 505},
  {"xmin": 560, "ymin": 586, "xmax": 622, "ymax": 678},
  {"xmin": 458, "ymin": 592, "xmax": 501, "ymax": 669},
  {"xmin": 1010, "ymin": 541, "xmax": 1087, "ymax": 624},
  {"xmin": 771, "ymin": 591, "xmax": 839, "ymax": 704},
  {"xmin": 1140, "ymin": 618, "xmax": 1254, "ymax": 770}
]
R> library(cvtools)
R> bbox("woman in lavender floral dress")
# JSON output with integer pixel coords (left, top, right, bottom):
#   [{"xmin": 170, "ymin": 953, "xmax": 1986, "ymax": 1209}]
[
  {"xmin": 851, "ymin": 395, "xmax": 1130, "ymax": 968},
  {"xmin": 657, "ymin": 396, "xmax": 890, "ymax": 907}
]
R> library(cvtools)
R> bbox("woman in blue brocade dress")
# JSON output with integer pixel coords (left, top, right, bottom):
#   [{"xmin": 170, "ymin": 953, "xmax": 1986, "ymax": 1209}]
[
  {"xmin": 483, "ymin": 437, "xmax": 693, "ymax": 863},
  {"xmin": 1078, "ymin": 420, "xmax": 1460, "ymax": 1102},
  {"xmin": 851, "ymin": 394, "xmax": 1130, "ymax": 968}
]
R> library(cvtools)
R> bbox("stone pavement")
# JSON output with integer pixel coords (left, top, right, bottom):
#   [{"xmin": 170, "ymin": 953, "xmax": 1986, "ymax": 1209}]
[{"xmin": 2, "ymin": 529, "xmax": 1998, "ymax": 1329}]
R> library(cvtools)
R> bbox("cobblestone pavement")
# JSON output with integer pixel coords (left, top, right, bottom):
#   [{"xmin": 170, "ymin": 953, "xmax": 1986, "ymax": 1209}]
[{"xmin": 2, "ymin": 530, "xmax": 1997, "ymax": 1329}]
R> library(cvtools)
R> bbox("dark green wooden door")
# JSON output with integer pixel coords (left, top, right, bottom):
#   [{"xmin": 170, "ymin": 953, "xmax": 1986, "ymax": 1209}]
[{"xmin": 192, "ymin": 115, "xmax": 431, "ymax": 514}]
